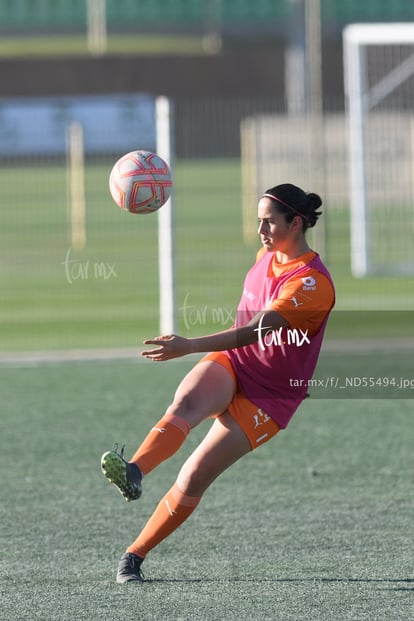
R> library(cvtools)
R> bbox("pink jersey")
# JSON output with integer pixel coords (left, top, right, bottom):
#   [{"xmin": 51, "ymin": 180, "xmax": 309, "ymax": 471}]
[{"xmin": 225, "ymin": 251, "xmax": 335, "ymax": 429}]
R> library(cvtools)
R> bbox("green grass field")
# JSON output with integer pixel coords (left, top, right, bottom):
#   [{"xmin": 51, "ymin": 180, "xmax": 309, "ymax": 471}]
[{"xmin": 1, "ymin": 356, "xmax": 413, "ymax": 620}]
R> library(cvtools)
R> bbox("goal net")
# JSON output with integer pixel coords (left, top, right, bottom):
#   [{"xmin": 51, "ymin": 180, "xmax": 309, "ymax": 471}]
[{"xmin": 343, "ymin": 23, "xmax": 414, "ymax": 277}]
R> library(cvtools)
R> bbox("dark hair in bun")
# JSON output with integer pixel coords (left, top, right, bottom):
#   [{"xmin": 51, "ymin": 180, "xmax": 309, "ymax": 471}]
[{"xmin": 263, "ymin": 183, "xmax": 322, "ymax": 231}]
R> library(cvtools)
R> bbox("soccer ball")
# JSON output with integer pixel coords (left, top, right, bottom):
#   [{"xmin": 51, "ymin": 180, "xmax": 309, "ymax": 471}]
[{"xmin": 109, "ymin": 150, "xmax": 172, "ymax": 214}]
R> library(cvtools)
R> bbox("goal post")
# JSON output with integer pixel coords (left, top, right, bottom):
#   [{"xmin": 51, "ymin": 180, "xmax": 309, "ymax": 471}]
[
  {"xmin": 156, "ymin": 96, "xmax": 176, "ymax": 335},
  {"xmin": 343, "ymin": 23, "xmax": 414, "ymax": 277}
]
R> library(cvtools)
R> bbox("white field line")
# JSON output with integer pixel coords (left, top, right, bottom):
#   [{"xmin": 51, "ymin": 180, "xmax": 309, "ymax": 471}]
[
  {"xmin": 0, "ymin": 338, "xmax": 413, "ymax": 367},
  {"xmin": 0, "ymin": 347, "xmax": 199, "ymax": 367}
]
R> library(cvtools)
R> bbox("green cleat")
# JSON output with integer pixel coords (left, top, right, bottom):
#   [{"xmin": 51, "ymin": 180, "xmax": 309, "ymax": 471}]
[{"xmin": 101, "ymin": 444, "xmax": 142, "ymax": 501}]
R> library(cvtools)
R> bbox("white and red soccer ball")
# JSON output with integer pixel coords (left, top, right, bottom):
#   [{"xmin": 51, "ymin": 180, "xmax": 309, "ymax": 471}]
[{"xmin": 109, "ymin": 150, "xmax": 172, "ymax": 214}]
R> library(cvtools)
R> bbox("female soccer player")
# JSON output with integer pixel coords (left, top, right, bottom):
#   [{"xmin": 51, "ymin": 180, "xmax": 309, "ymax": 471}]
[{"xmin": 101, "ymin": 182, "xmax": 335, "ymax": 583}]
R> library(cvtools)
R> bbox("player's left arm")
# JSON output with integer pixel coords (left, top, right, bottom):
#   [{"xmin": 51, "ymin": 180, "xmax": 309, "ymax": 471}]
[
  {"xmin": 141, "ymin": 272, "xmax": 334, "ymax": 361},
  {"xmin": 141, "ymin": 310, "xmax": 290, "ymax": 361}
]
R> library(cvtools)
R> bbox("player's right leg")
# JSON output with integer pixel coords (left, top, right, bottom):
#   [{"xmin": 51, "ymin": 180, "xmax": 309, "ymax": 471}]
[
  {"xmin": 101, "ymin": 359, "xmax": 236, "ymax": 501},
  {"xmin": 101, "ymin": 444, "xmax": 143, "ymax": 501}
]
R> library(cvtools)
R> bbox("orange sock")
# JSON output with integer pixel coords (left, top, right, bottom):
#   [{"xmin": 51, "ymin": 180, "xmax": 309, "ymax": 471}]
[
  {"xmin": 129, "ymin": 413, "xmax": 190, "ymax": 476},
  {"xmin": 126, "ymin": 482, "xmax": 201, "ymax": 559}
]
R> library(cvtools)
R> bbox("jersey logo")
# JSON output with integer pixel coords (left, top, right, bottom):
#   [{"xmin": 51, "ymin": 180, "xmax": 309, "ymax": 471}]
[
  {"xmin": 291, "ymin": 296, "xmax": 303, "ymax": 308},
  {"xmin": 302, "ymin": 276, "xmax": 316, "ymax": 291}
]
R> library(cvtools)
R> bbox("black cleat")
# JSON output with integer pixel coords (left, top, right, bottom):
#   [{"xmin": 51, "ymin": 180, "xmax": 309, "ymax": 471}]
[
  {"xmin": 116, "ymin": 552, "xmax": 145, "ymax": 584},
  {"xmin": 101, "ymin": 444, "xmax": 142, "ymax": 501}
]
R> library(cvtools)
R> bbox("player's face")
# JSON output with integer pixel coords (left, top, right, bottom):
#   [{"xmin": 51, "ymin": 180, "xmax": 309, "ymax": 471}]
[{"xmin": 257, "ymin": 197, "xmax": 295, "ymax": 253}]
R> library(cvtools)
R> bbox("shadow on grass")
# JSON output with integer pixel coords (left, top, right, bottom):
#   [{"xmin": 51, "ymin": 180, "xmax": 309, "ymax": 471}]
[{"xmin": 143, "ymin": 577, "xmax": 414, "ymax": 588}]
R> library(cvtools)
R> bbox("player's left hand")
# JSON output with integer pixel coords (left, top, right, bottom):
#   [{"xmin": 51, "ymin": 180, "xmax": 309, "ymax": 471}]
[{"xmin": 141, "ymin": 334, "xmax": 192, "ymax": 361}]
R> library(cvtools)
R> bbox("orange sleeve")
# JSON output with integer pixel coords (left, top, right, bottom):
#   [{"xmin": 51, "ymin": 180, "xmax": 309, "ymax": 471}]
[{"xmin": 268, "ymin": 269, "xmax": 335, "ymax": 335}]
